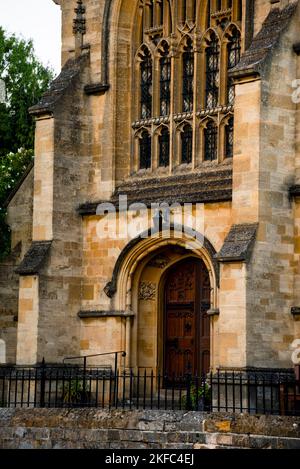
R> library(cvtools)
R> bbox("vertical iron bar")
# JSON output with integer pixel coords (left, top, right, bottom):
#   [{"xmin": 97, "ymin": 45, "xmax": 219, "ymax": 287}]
[
  {"xmin": 217, "ymin": 370, "xmax": 220, "ymax": 411},
  {"xmin": 102, "ymin": 372, "xmax": 106, "ymax": 409},
  {"xmin": 164, "ymin": 374, "xmax": 168, "ymax": 410},
  {"xmin": 95, "ymin": 369, "xmax": 99, "ymax": 408},
  {"xmin": 114, "ymin": 353, "xmax": 118, "ymax": 381},
  {"xmin": 8, "ymin": 368, "xmax": 12, "ymax": 407},
  {"xmin": 225, "ymin": 371, "xmax": 228, "ymax": 412},
  {"xmin": 195, "ymin": 374, "xmax": 199, "ymax": 411},
  {"xmin": 48, "ymin": 368, "xmax": 52, "ymax": 408},
  {"xmin": 157, "ymin": 372, "xmax": 161, "ymax": 410},
  {"xmin": 143, "ymin": 369, "xmax": 147, "ymax": 410},
  {"xmin": 40, "ymin": 358, "xmax": 46, "ymax": 408},
  {"xmin": 20, "ymin": 369, "xmax": 25, "ymax": 408},
  {"xmin": 27, "ymin": 368, "xmax": 31, "ymax": 407},
  {"xmin": 239, "ymin": 373, "xmax": 243, "ymax": 413},
  {"xmin": 232, "ymin": 372, "xmax": 235, "ymax": 413},
  {"xmin": 247, "ymin": 373, "xmax": 250, "ymax": 414},
  {"xmin": 83, "ymin": 357, "xmax": 87, "ymax": 406},
  {"xmin": 150, "ymin": 370, "xmax": 154, "ymax": 410},
  {"xmin": 14, "ymin": 369, "xmax": 18, "ymax": 408},
  {"xmin": 137, "ymin": 369, "xmax": 140, "ymax": 410},
  {"xmin": 109, "ymin": 369, "xmax": 113, "ymax": 410},
  {"xmin": 115, "ymin": 371, "xmax": 119, "ymax": 409},
  {"xmin": 270, "ymin": 374, "xmax": 274, "ymax": 415},
  {"xmin": 122, "ymin": 370, "xmax": 126, "ymax": 409},
  {"xmin": 129, "ymin": 369, "xmax": 133, "ymax": 410},
  {"xmin": 262, "ymin": 375, "xmax": 266, "ymax": 414},
  {"xmin": 55, "ymin": 369, "xmax": 59, "ymax": 407},
  {"xmin": 171, "ymin": 373, "xmax": 175, "ymax": 411},
  {"xmin": 255, "ymin": 374, "xmax": 258, "ymax": 414}
]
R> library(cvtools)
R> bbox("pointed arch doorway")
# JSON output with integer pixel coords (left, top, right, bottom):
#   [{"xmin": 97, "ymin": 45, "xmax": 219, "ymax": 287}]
[{"xmin": 163, "ymin": 258, "xmax": 211, "ymax": 379}]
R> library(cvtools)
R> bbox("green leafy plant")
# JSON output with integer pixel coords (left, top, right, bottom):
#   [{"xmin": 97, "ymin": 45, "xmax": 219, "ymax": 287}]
[
  {"xmin": 61, "ymin": 380, "xmax": 90, "ymax": 405},
  {"xmin": 182, "ymin": 383, "xmax": 211, "ymax": 411}
]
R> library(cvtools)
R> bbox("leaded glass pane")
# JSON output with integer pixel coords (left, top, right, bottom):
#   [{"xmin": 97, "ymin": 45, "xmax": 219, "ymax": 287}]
[
  {"xmin": 182, "ymin": 39, "xmax": 194, "ymax": 112},
  {"xmin": 160, "ymin": 48, "xmax": 171, "ymax": 116},
  {"xmin": 140, "ymin": 131, "xmax": 152, "ymax": 169},
  {"xmin": 225, "ymin": 117, "xmax": 234, "ymax": 158},
  {"xmin": 140, "ymin": 49, "xmax": 152, "ymax": 119},
  {"xmin": 181, "ymin": 125, "xmax": 193, "ymax": 164},
  {"xmin": 227, "ymin": 30, "xmax": 241, "ymax": 105},
  {"xmin": 206, "ymin": 34, "xmax": 220, "ymax": 109},
  {"xmin": 204, "ymin": 121, "xmax": 218, "ymax": 161},
  {"xmin": 159, "ymin": 128, "xmax": 170, "ymax": 167}
]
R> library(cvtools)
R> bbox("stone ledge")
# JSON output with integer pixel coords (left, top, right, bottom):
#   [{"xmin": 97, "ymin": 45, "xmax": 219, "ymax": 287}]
[
  {"xmin": 78, "ymin": 310, "xmax": 135, "ymax": 319},
  {"xmin": 84, "ymin": 83, "xmax": 110, "ymax": 95}
]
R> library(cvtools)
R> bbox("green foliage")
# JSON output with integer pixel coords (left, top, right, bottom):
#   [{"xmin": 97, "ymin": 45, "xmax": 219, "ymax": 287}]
[
  {"xmin": 0, "ymin": 27, "xmax": 54, "ymax": 258},
  {"xmin": 61, "ymin": 380, "xmax": 90, "ymax": 405},
  {"xmin": 182, "ymin": 383, "xmax": 211, "ymax": 411}
]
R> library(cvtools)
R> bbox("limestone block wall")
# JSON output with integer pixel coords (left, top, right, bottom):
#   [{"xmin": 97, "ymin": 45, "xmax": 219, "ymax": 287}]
[
  {"xmin": 33, "ymin": 61, "xmax": 93, "ymax": 364},
  {"xmin": 0, "ymin": 409, "xmax": 299, "ymax": 449},
  {"xmin": 0, "ymin": 168, "xmax": 34, "ymax": 364},
  {"xmin": 246, "ymin": 9, "xmax": 300, "ymax": 368},
  {"xmin": 16, "ymin": 276, "xmax": 39, "ymax": 365}
]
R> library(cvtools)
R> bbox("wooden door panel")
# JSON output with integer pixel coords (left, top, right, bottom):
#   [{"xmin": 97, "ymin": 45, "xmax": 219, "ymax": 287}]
[{"xmin": 164, "ymin": 258, "xmax": 211, "ymax": 380}]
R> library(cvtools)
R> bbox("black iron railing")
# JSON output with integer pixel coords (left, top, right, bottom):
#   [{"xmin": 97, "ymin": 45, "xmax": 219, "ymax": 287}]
[{"xmin": 0, "ymin": 364, "xmax": 299, "ymax": 416}]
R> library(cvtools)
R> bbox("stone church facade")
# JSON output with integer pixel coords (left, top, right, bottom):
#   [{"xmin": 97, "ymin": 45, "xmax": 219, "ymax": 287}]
[{"xmin": 1, "ymin": 0, "xmax": 300, "ymax": 376}]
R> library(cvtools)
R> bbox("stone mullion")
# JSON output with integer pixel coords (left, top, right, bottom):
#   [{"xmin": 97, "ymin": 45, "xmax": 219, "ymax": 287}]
[
  {"xmin": 163, "ymin": 0, "xmax": 171, "ymax": 36},
  {"xmin": 186, "ymin": 0, "xmax": 194, "ymax": 22},
  {"xmin": 169, "ymin": 53, "xmax": 176, "ymax": 173},
  {"xmin": 232, "ymin": 0, "xmax": 241, "ymax": 22},
  {"xmin": 144, "ymin": 0, "xmax": 152, "ymax": 30},
  {"xmin": 154, "ymin": 0, "xmax": 160, "ymax": 27},
  {"xmin": 153, "ymin": 130, "xmax": 159, "ymax": 170},
  {"xmin": 153, "ymin": 55, "xmax": 160, "ymax": 118}
]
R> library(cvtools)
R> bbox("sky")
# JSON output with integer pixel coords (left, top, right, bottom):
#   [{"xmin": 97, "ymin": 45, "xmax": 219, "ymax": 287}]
[{"xmin": 1, "ymin": 0, "xmax": 61, "ymax": 74}]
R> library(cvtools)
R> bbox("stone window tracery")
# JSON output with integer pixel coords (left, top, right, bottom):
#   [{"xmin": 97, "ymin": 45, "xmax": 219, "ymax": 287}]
[{"xmin": 133, "ymin": 0, "xmax": 243, "ymax": 172}]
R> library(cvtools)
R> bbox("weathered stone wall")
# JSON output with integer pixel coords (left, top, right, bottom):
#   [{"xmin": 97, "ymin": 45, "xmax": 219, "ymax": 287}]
[
  {"xmin": 246, "ymin": 4, "xmax": 300, "ymax": 368},
  {"xmin": 0, "ymin": 409, "xmax": 299, "ymax": 449},
  {"xmin": 0, "ymin": 168, "xmax": 34, "ymax": 364}
]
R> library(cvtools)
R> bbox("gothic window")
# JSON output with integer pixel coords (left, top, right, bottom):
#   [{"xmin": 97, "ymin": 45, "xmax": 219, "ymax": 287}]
[
  {"xmin": 160, "ymin": 45, "xmax": 171, "ymax": 116},
  {"xmin": 140, "ymin": 48, "xmax": 152, "ymax": 119},
  {"xmin": 182, "ymin": 38, "xmax": 194, "ymax": 112},
  {"xmin": 133, "ymin": 1, "xmax": 244, "ymax": 172},
  {"xmin": 206, "ymin": 33, "xmax": 220, "ymax": 109},
  {"xmin": 140, "ymin": 131, "xmax": 152, "ymax": 169},
  {"xmin": 181, "ymin": 124, "xmax": 193, "ymax": 164},
  {"xmin": 204, "ymin": 121, "xmax": 218, "ymax": 161},
  {"xmin": 227, "ymin": 29, "xmax": 241, "ymax": 104},
  {"xmin": 159, "ymin": 127, "xmax": 170, "ymax": 167},
  {"xmin": 225, "ymin": 116, "xmax": 234, "ymax": 158}
]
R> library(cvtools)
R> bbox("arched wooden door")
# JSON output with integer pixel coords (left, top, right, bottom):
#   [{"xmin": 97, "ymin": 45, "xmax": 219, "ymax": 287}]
[{"xmin": 164, "ymin": 258, "xmax": 211, "ymax": 379}]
